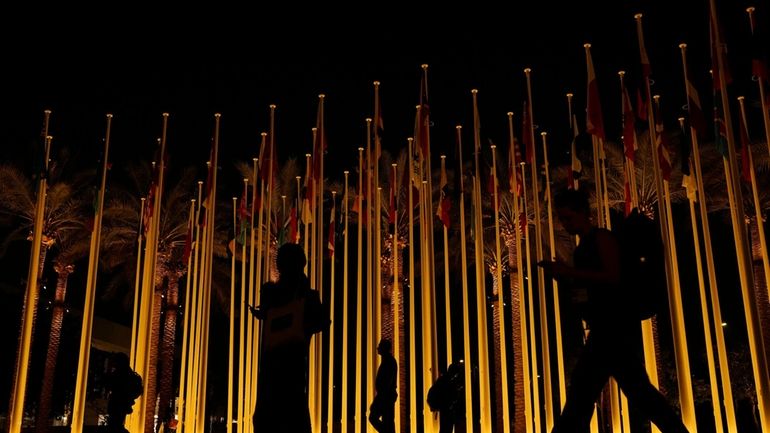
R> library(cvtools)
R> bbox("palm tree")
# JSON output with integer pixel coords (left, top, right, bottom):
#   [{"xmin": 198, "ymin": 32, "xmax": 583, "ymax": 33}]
[
  {"xmin": 0, "ymin": 162, "xmax": 89, "ymax": 422},
  {"xmin": 35, "ymin": 228, "xmax": 90, "ymax": 433}
]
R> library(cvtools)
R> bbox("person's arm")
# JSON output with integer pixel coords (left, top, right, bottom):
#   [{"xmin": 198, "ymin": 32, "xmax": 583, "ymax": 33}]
[
  {"xmin": 539, "ymin": 231, "xmax": 621, "ymax": 286},
  {"xmin": 304, "ymin": 290, "xmax": 330, "ymax": 335}
]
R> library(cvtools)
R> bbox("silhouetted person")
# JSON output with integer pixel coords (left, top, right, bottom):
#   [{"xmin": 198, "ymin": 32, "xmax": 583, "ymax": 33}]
[
  {"xmin": 538, "ymin": 189, "xmax": 689, "ymax": 433},
  {"xmin": 105, "ymin": 352, "xmax": 143, "ymax": 433},
  {"xmin": 250, "ymin": 243, "xmax": 327, "ymax": 433},
  {"xmin": 427, "ymin": 360, "xmax": 466, "ymax": 433},
  {"xmin": 369, "ymin": 339, "xmax": 397, "ymax": 433}
]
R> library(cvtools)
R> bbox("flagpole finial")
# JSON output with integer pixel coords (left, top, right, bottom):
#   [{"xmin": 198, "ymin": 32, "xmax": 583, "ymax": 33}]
[
  {"xmin": 214, "ymin": 113, "xmax": 220, "ymax": 118},
  {"xmin": 296, "ymin": 176, "xmax": 301, "ymax": 180},
  {"xmin": 471, "ymin": 89, "xmax": 478, "ymax": 94},
  {"xmin": 441, "ymin": 155, "xmax": 447, "ymax": 159},
  {"xmin": 332, "ymin": 190, "xmax": 337, "ymax": 195},
  {"xmin": 344, "ymin": 170, "xmax": 349, "ymax": 175},
  {"xmin": 747, "ymin": 6, "xmax": 755, "ymax": 13},
  {"xmin": 365, "ymin": 118, "xmax": 372, "ymax": 123},
  {"xmin": 198, "ymin": 181, "xmax": 203, "ymax": 186},
  {"xmin": 737, "ymin": 96, "xmax": 745, "ymax": 102},
  {"xmin": 392, "ymin": 163, "xmax": 397, "ymax": 168},
  {"xmin": 358, "ymin": 147, "xmax": 364, "ymax": 152},
  {"xmin": 653, "ymin": 94, "xmax": 661, "ymax": 102},
  {"xmin": 44, "ymin": 109, "xmax": 51, "ymax": 115},
  {"xmin": 318, "ymin": 94, "xmax": 325, "ymax": 100},
  {"xmin": 106, "ymin": 113, "xmax": 113, "ymax": 119},
  {"xmin": 312, "ymin": 127, "xmax": 318, "ymax": 132},
  {"xmin": 490, "ymin": 144, "xmax": 496, "ymax": 150},
  {"xmin": 269, "ymin": 104, "xmax": 276, "ymax": 109},
  {"xmin": 373, "ymin": 81, "xmax": 380, "ymax": 86},
  {"xmin": 619, "ymin": 70, "xmax": 626, "ymax": 77},
  {"xmin": 456, "ymin": 125, "xmax": 462, "ymax": 131},
  {"xmin": 261, "ymin": 132, "xmax": 267, "ymax": 137},
  {"xmin": 583, "ymin": 43, "xmax": 591, "ymax": 49},
  {"xmin": 162, "ymin": 112, "xmax": 170, "ymax": 118},
  {"xmin": 421, "ymin": 64, "xmax": 429, "ymax": 70},
  {"xmin": 305, "ymin": 153, "xmax": 311, "ymax": 158},
  {"xmin": 541, "ymin": 132, "xmax": 548, "ymax": 137},
  {"xmin": 253, "ymin": 157, "xmax": 258, "ymax": 162},
  {"xmin": 678, "ymin": 43, "xmax": 687, "ymax": 50},
  {"xmin": 524, "ymin": 67, "xmax": 532, "ymax": 75},
  {"xmin": 634, "ymin": 13, "xmax": 643, "ymax": 20}
]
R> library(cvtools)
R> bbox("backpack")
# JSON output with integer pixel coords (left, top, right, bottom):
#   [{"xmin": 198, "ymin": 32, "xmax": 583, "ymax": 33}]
[{"xmin": 615, "ymin": 208, "xmax": 668, "ymax": 320}]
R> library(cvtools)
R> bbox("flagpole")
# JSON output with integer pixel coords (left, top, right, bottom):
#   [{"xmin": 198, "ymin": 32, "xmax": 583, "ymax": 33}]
[
  {"xmin": 131, "ymin": 197, "xmax": 145, "ymax": 367},
  {"xmin": 341, "ymin": 171, "xmax": 351, "ymax": 433},
  {"xmin": 521, "ymin": 162, "xmax": 542, "ymax": 433},
  {"xmin": 355, "ymin": 146, "xmax": 365, "ymax": 433},
  {"xmin": 455, "ymin": 127, "xmax": 475, "ymax": 433},
  {"xmin": 176, "ymin": 197, "xmax": 196, "ymax": 433},
  {"xmin": 181, "ymin": 183, "xmax": 203, "ymax": 433},
  {"xmin": 491, "ymin": 144, "xmax": 512, "ymax": 433},
  {"xmin": 228, "ymin": 197, "xmax": 237, "ymax": 433},
  {"xmin": 328, "ymin": 190, "xmax": 337, "ymax": 433},
  {"xmin": 439, "ymin": 156, "xmax": 453, "ymax": 369},
  {"xmin": 618, "ymin": 72, "xmax": 640, "ymax": 205},
  {"xmin": 406, "ymin": 137, "xmax": 419, "ymax": 433},
  {"xmin": 525, "ymin": 68, "xmax": 555, "ymax": 431},
  {"xmin": 364, "ymin": 118, "xmax": 376, "ymax": 433},
  {"xmin": 746, "ymin": 7, "xmax": 770, "ymax": 158},
  {"xmin": 72, "ymin": 114, "xmax": 112, "ymax": 433},
  {"xmin": 738, "ymin": 95, "xmax": 770, "ymax": 322},
  {"xmin": 680, "ymin": 42, "xmax": 737, "ymax": 433},
  {"xmin": 507, "ymin": 113, "xmax": 533, "ymax": 433},
  {"xmin": 470, "ymin": 89, "xmax": 492, "ymax": 433},
  {"xmin": 389, "ymin": 163, "xmax": 402, "ymax": 433},
  {"xmin": 314, "ymin": 95, "xmax": 326, "ymax": 433},
  {"xmin": 187, "ymin": 171, "xmax": 207, "ymax": 433},
  {"xmin": 541, "ymin": 131, "xmax": 567, "ymax": 412},
  {"xmin": 244, "ymin": 160, "xmax": 258, "ymax": 433},
  {"xmin": 583, "ymin": 47, "xmax": 605, "ymax": 229},
  {"xmin": 305, "ymin": 153, "xmax": 312, "ymax": 273}
]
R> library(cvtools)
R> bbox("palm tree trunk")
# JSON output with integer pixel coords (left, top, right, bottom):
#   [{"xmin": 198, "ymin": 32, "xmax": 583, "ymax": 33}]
[
  {"xmin": 749, "ymin": 216, "xmax": 770, "ymax": 366},
  {"xmin": 144, "ymin": 281, "xmax": 164, "ymax": 433},
  {"xmin": 9, "ymin": 244, "xmax": 49, "ymax": 422},
  {"xmin": 490, "ymin": 270, "xmax": 504, "ymax": 433},
  {"xmin": 36, "ymin": 263, "xmax": 72, "ymax": 433},
  {"xmin": 158, "ymin": 272, "xmax": 180, "ymax": 428},
  {"xmin": 507, "ymin": 241, "xmax": 526, "ymax": 433}
]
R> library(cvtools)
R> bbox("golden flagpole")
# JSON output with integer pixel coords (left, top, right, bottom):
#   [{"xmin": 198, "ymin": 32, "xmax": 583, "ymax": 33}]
[
  {"xmin": 180, "ymin": 183, "xmax": 203, "ymax": 433},
  {"xmin": 229, "ymin": 197, "xmax": 238, "ymax": 433},
  {"xmin": 525, "ymin": 68, "xmax": 555, "ymax": 431},
  {"xmin": 490, "ymin": 144, "xmax": 512, "ymax": 433},
  {"xmin": 710, "ymin": 0, "xmax": 770, "ymax": 423},
  {"xmin": 314, "ymin": 95, "xmax": 326, "ymax": 433},
  {"xmin": 176, "ymin": 197, "xmax": 196, "ymax": 433},
  {"xmin": 305, "ymin": 153, "xmax": 312, "ymax": 273},
  {"xmin": 521, "ymin": 163, "xmax": 541, "ymax": 433},
  {"xmin": 439, "ymin": 156, "xmax": 453, "ymax": 368},
  {"xmin": 245, "ymin": 159, "xmax": 259, "ymax": 433},
  {"xmin": 678, "ymin": 114, "xmax": 726, "ymax": 433},
  {"xmin": 471, "ymin": 89, "xmax": 491, "ymax": 433},
  {"xmin": 738, "ymin": 95, "xmax": 770, "ymax": 324},
  {"xmin": 406, "ymin": 138, "xmax": 418, "ymax": 433},
  {"xmin": 196, "ymin": 114, "xmax": 221, "ymax": 432},
  {"xmin": 420, "ymin": 179, "xmax": 437, "ymax": 433},
  {"xmin": 365, "ymin": 119, "xmax": 376, "ymax": 433},
  {"xmin": 455, "ymin": 126, "xmax": 475, "ymax": 433},
  {"xmin": 583, "ymin": 47, "xmax": 606, "ymax": 229},
  {"xmin": 746, "ymin": 7, "xmax": 770, "ymax": 158},
  {"xmin": 266, "ymin": 107, "xmax": 277, "ymax": 282},
  {"xmin": 355, "ymin": 146, "xmax": 365, "ymax": 433},
  {"xmin": 72, "ymin": 114, "xmax": 112, "ymax": 433},
  {"xmin": 507, "ymin": 113, "xmax": 533, "ymax": 433},
  {"xmin": 541, "ymin": 131, "xmax": 567, "ymax": 413},
  {"xmin": 9, "ymin": 114, "xmax": 50, "ymax": 433},
  {"xmin": 328, "ymin": 190, "xmax": 337, "ymax": 433},
  {"xmin": 391, "ymin": 163, "xmax": 402, "ymax": 433},
  {"xmin": 341, "ymin": 171, "xmax": 351, "ymax": 433},
  {"xmin": 131, "ymin": 197, "xmax": 145, "ymax": 367},
  {"xmin": 634, "ymin": 14, "xmax": 696, "ymax": 431},
  {"xmin": 680, "ymin": 43, "xmax": 737, "ymax": 433}
]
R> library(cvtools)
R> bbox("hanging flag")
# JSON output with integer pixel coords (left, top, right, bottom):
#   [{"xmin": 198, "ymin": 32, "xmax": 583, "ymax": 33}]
[
  {"xmin": 182, "ymin": 218, "xmax": 193, "ymax": 265},
  {"xmin": 568, "ymin": 113, "xmax": 583, "ymax": 190},
  {"xmin": 585, "ymin": 46, "xmax": 606, "ymax": 140},
  {"xmin": 236, "ymin": 185, "xmax": 250, "ymax": 245},
  {"xmin": 680, "ymin": 123, "xmax": 698, "ymax": 202},
  {"xmin": 684, "ymin": 71, "xmax": 708, "ymax": 140},
  {"xmin": 327, "ymin": 200, "xmax": 336, "ymax": 256},
  {"xmin": 748, "ymin": 8, "xmax": 768, "ymax": 81},
  {"xmin": 417, "ymin": 70, "xmax": 430, "ymax": 162},
  {"xmin": 437, "ymin": 158, "xmax": 451, "ymax": 229},
  {"xmin": 710, "ymin": 10, "xmax": 732, "ymax": 158},
  {"xmin": 375, "ymin": 91, "xmax": 384, "ymax": 164},
  {"xmin": 389, "ymin": 183, "xmax": 396, "ymax": 225},
  {"xmin": 624, "ymin": 178, "xmax": 633, "ymax": 217},
  {"xmin": 522, "ymin": 101, "xmax": 534, "ymax": 164},
  {"xmin": 636, "ymin": 87, "xmax": 648, "ymax": 122},
  {"xmin": 621, "ymin": 82, "xmax": 638, "ymax": 162},
  {"xmin": 509, "ymin": 133, "xmax": 525, "ymax": 195},
  {"xmin": 738, "ymin": 110, "xmax": 753, "ymax": 183},
  {"xmin": 654, "ymin": 104, "xmax": 673, "ymax": 182}
]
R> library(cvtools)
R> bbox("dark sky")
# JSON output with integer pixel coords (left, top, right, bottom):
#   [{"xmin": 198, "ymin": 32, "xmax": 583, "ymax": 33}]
[{"xmin": 0, "ymin": 1, "xmax": 764, "ymax": 184}]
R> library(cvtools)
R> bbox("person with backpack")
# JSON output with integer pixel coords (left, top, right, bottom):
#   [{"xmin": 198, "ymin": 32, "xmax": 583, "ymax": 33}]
[
  {"xmin": 538, "ymin": 188, "xmax": 689, "ymax": 433},
  {"xmin": 427, "ymin": 360, "xmax": 466, "ymax": 433},
  {"xmin": 105, "ymin": 352, "xmax": 143, "ymax": 433},
  {"xmin": 250, "ymin": 243, "xmax": 328, "ymax": 433}
]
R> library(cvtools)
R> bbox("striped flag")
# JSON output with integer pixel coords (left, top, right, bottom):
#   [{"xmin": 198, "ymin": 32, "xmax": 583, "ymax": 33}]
[
  {"xmin": 437, "ymin": 158, "xmax": 451, "ymax": 228},
  {"xmin": 585, "ymin": 46, "xmax": 606, "ymax": 140},
  {"xmin": 621, "ymin": 82, "xmax": 638, "ymax": 162},
  {"xmin": 568, "ymin": 114, "xmax": 582, "ymax": 189},
  {"xmin": 327, "ymin": 200, "xmax": 336, "ymax": 256}
]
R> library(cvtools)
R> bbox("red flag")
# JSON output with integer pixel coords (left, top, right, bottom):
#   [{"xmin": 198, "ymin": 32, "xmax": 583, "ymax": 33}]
[
  {"xmin": 738, "ymin": 111, "xmax": 753, "ymax": 183},
  {"xmin": 636, "ymin": 87, "xmax": 648, "ymax": 122},
  {"xmin": 622, "ymin": 83, "xmax": 638, "ymax": 162},
  {"xmin": 508, "ymin": 134, "xmax": 525, "ymax": 196},
  {"xmin": 327, "ymin": 201, "xmax": 336, "ymax": 256},
  {"xmin": 654, "ymin": 104, "xmax": 672, "ymax": 182},
  {"xmin": 710, "ymin": 10, "xmax": 733, "ymax": 92},
  {"xmin": 568, "ymin": 113, "xmax": 582, "ymax": 190},
  {"xmin": 522, "ymin": 101, "xmax": 534, "ymax": 164},
  {"xmin": 585, "ymin": 46, "xmax": 605, "ymax": 140},
  {"xmin": 685, "ymin": 72, "xmax": 708, "ymax": 140},
  {"xmin": 437, "ymin": 158, "xmax": 451, "ymax": 228},
  {"xmin": 418, "ymin": 70, "xmax": 430, "ymax": 161}
]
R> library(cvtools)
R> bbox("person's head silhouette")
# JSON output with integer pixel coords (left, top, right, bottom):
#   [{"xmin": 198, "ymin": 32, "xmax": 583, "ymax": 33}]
[
  {"xmin": 112, "ymin": 352, "xmax": 130, "ymax": 370},
  {"xmin": 377, "ymin": 339, "xmax": 392, "ymax": 356},
  {"xmin": 276, "ymin": 243, "xmax": 307, "ymax": 278},
  {"xmin": 553, "ymin": 188, "xmax": 592, "ymax": 236}
]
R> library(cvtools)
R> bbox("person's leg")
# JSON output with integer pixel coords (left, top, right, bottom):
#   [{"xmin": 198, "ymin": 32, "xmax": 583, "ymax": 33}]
[
  {"xmin": 611, "ymin": 340, "xmax": 689, "ymax": 433},
  {"xmin": 369, "ymin": 400, "xmax": 384, "ymax": 432},
  {"xmin": 551, "ymin": 332, "xmax": 612, "ymax": 433},
  {"xmin": 439, "ymin": 409, "xmax": 453, "ymax": 433},
  {"xmin": 382, "ymin": 399, "xmax": 395, "ymax": 433}
]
